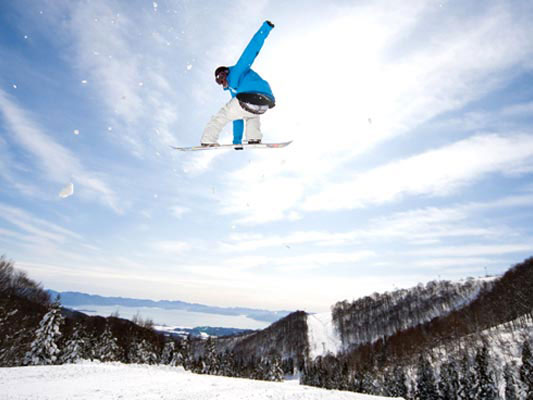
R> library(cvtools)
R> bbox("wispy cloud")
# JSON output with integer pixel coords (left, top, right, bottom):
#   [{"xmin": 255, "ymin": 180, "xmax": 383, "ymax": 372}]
[
  {"xmin": 302, "ymin": 133, "xmax": 533, "ymax": 211},
  {"xmin": 406, "ymin": 243, "xmax": 533, "ymax": 258},
  {"xmin": 0, "ymin": 202, "xmax": 81, "ymax": 245},
  {"xmin": 215, "ymin": 2, "xmax": 533, "ymax": 224},
  {"xmin": 151, "ymin": 240, "xmax": 191, "ymax": 255},
  {"xmin": 0, "ymin": 89, "xmax": 121, "ymax": 212}
]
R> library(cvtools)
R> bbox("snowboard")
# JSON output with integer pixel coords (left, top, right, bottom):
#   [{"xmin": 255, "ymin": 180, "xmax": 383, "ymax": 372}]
[{"xmin": 170, "ymin": 141, "xmax": 292, "ymax": 151}]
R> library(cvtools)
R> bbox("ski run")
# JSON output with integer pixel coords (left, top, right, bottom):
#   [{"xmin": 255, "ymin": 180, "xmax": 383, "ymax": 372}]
[{"xmin": 0, "ymin": 361, "xmax": 400, "ymax": 400}]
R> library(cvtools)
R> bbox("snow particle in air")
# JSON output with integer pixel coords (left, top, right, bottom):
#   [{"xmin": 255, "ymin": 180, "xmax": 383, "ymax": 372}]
[
  {"xmin": 73, "ymin": 129, "xmax": 80, "ymax": 135},
  {"xmin": 186, "ymin": 64, "xmax": 192, "ymax": 71},
  {"xmin": 81, "ymin": 80, "xmax": 88, "ymax": 85},
  {"xmin": 12, "ymin": 84, "xmax": 17, "ymax": 89},
  {"xmin": 59, "ymin": 183, "xmax": 74, "ymax": 199}
]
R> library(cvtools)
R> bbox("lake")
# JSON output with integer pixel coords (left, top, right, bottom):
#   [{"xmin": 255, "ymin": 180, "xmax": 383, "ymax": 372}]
[{"xmin": 68, "ymin": 304, "xmax": 270, "ymax": 330}]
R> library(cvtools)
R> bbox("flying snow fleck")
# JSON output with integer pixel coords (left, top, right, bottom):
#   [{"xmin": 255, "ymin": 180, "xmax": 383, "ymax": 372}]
[
  {"xmin": 186, "ymin": 64, "xmax": 193, "ymax": 71},
  {"xmin": 139, "ymin": 82, "xmax": 144, "ymax": 87},
  {"xmin": 81, "ymin": 80, "xmax": 88, "ymax": 84},
  {"xmin": 24, "ymin": 35, "xmax": 28, "ymax": 39},
  {"xmin": 59, "ymin": 183, "xmax": 74, "ymax": 199},
  {"xmin": 153, "ymin": 2, "xmax": 158, "ymax": 10},
  {"xmin": 12, "ymin": 84, "xmax": 17, "ymax": 89},
  {"xmin": 73, "ymin": 129, "xmax": 80, "ymax": 135},
  {"xmin": 107, "ymin": 126, "xmax": 113, "ymax": 131}
]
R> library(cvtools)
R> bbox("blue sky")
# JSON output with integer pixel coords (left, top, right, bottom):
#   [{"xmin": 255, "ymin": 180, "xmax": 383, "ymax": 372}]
[{"xmin": 1, "ymin": 0, "xmax": 533, "ymax": 312}]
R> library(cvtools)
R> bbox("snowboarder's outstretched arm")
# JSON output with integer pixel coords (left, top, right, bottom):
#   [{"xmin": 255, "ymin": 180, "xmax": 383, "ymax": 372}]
[{"xmin": 232, "ymin": 21, "xmax": 274, "ymax": 80}]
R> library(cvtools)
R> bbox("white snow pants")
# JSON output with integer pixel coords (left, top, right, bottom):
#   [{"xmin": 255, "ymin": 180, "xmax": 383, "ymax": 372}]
[{"xmin": 201, "ymin": 97, "xmax": 263, "ymax": 144}]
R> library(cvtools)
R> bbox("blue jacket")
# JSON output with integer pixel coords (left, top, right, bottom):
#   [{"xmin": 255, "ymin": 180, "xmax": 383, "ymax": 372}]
[{"xmin": 226, "ymin": 21, "xmax": 275, "ymax": 144}]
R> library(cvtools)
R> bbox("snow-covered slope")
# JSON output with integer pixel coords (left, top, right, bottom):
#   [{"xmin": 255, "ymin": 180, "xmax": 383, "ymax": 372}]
[
  {"xmin": 0, "ymin": 361, "xmax": 400, "ymax": 400},
  {"xmin": 307, "ymin": 312, "xmax": 342, "ymax": 360}
]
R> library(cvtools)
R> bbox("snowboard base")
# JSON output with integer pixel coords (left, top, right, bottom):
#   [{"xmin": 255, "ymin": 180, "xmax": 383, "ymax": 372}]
[{"xmin": 171, "ymin": 141, "xmax": 292, "ymax": 151}]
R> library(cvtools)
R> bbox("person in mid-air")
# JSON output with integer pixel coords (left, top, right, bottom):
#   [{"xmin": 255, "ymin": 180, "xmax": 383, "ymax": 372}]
[{"xmin": 201, "ymin": 20, "xmax": 276, "ymax": 148}]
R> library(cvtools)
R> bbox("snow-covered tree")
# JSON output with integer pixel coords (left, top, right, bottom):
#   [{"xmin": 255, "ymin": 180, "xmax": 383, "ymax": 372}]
[
  {"xmin": 504, "ymin": 362, "xmax": 520, "ymax": 400},
  {"xmin": 457, "ymin": 353, "xmax": 475, "ymax": 400},
  {"xmin": 96, "ymin": 324, "xmax": 122, "ymax": 362},
  {"xmin": 203, "ymin": 337, "xmax": 219, "ymax": 375},
  {"xmin": 265, "ymin": 354, "xmax": 284, "ymax": 382},
  {"xmin": 128, "ymin": 339, "xmax": 158, "ymax": 364},
  {"xmin": 415, "ymin": 356, "xmax": 438, "ymax": 400},
  {"xmin": 438, "ymin": 360, "xmax": 460, "ymax": 400},
  {"xmin": 218, "ymin": 350, "xmax": 236, "ymax": 377},
  {"xmin": 473, "ymin": 344, "xmax": 497, "ymax": 400},
  {"xmin": 383, "ymin": 366, "xmax": 408, "ymax": 398},
  {"xmin": 179, "ymin": 337, "xmax": 194, "ymax": 370},
  {"xmin": 60, "ymin": 322, "xmax": 88, "ymax": 363},
  {"xmin": 25, "ymin": 298, "xmax": 64, "ymax": 365},
  {"xmin": 521, "ymin": 339, "xmax": 533, "ymax": 400},
  {"xmin": 160, "ymin": 340, "xmax": 176, "ymax": 365}
]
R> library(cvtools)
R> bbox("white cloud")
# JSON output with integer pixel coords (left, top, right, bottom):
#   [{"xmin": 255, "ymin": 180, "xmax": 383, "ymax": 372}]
[
  {"xmin": 0, "ymin": 89, "xmax": 122, "ymax": 213},
  {"xmin": 205, "ymin": 2, "xmax": 533, "ymax": 224},
  {"xmin": 151, "ymin": 240, "xmax": 191, "ymax": 255},
  {"xmin": 0, "ymin": 203, "xmax": 82, "ymax": 245},
  {"xmin": 302, "ymin": 133, "xmax": 533, "ymax": 211},
  {"xmin": 406, "ymin": 243, "xmax": 533, "ymax": 258},
  {"xmin": 169, "ymin": 205, "xmax": 190, "ymax": 219}
]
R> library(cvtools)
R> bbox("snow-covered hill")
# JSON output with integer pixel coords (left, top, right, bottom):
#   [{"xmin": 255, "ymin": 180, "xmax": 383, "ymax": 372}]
[
  {"xmin": 307, "ymin": 312, "xmax": 342, "ymax": 360},
  {"xmin": 0, "ymin": 361, "xmax": 400, "ymax": 400}
]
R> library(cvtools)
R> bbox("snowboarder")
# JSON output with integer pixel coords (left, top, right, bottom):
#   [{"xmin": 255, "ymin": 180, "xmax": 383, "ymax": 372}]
[{"xmin": 201, "ymin": 21, "xmax": 276, "ymax": 149}]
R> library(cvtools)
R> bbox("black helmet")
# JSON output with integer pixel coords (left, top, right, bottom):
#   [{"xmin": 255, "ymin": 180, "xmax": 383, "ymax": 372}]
[{"xmin": 215, "ymin": 66, "xmax": 229, "ymax": 84}]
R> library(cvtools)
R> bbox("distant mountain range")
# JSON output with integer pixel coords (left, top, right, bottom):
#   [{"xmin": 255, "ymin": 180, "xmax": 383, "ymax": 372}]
[{"xmin": 47, "ymin": 290, "xmax": 292, "ymax": 323}]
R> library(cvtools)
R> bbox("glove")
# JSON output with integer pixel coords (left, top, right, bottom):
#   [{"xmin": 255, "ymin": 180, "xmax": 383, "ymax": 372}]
[{"xmin": 266, "ymin": 20, "xmax": 274, "ymax": 28}]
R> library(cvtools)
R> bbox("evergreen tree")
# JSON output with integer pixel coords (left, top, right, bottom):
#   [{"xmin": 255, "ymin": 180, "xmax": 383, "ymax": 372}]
[
  {"xmin": 160, "ymin": 340, "xmax": 176, "ymax": 365},
  {"xmin": 179, "ymin": 338, "xmax": 194, "ymax": 370},
  {"xmin": 252, "ymin": 357, "xmax": 268, "ymax": 380},
  {"xmin": 458, "ymin": 353, "xmax": 475, "ymax": 400},
  {"xmin": 24, "ymin": 298, "xmax": 64, "ymax": 365},
  {"xmin": 203, "ymin": 337, "xmax": 219, "ymax": 375},
  {"xmin": 520, "ymin": 339, "xmax": 533, "ymax": 400},
  {"xmin": 473, "ymin": 344, "xmax": 497, "ymax": 400},
  {"xmin": 60, "ymin": 322, "xmax": 88, "ymax": 363},
  {"xmin": 415, "ymin": 356, "xmax": 439, "ymax": 400},
  {"xmin": 266, "ymin": 354, "xmax": 284, "ymax": 382},
  {"xmin": 384, "ymin": 366, "xmax": 408, "ymax": 398},
  {"xmin": 219, "ymin": 350, "xmax": 237, "ymax": 377},
  {"xmin": 169, "ymin": 346, "xmax": 184, "ymax": 367},
  {"xmin": 504, "ymin": 362, "xmax": 519, "ymax": 400},
  {"xmin": 128, "ymin": 339, "xmax": 158, "ymax": 364},
  {"xmin": 96, "ymin": 324, "xmax": 122, "ymax": 362},
  {"xmin": 438, "ymin": 360, "xmax": 460, "ymax": 400}
]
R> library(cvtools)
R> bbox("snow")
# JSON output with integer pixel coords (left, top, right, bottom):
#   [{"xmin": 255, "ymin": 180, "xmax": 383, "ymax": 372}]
[
  {"xmin": 307, "ymin": 312, "xmax": 342, "ymax": 360},
  {"xmin": 59, "ymin": 183, "xmax": 74, "ymax": 198},
  {"xmin": 0, "ymin": 361, "xmax": 398, "ymax": 400}
]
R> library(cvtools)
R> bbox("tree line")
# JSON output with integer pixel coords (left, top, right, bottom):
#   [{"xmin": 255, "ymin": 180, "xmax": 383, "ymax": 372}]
[
  {"xmin": 302, "ymin": 339, "xmax": 533, "ymax": 399},
  {"xmin": 0, "ymin": 255, "xmax": 287, "ymax": 382}
]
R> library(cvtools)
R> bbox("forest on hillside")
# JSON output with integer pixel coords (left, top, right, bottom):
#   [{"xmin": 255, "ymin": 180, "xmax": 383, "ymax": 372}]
[{"xmin": 2, "ymin": 254, "xmax": 533, "ymax": 399}]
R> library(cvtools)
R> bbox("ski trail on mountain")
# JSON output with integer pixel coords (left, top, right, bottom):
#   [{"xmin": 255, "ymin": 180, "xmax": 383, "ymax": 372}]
[{"xmin": 307, "ymin": 312, "xmax": 342, "ymax": 360}]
